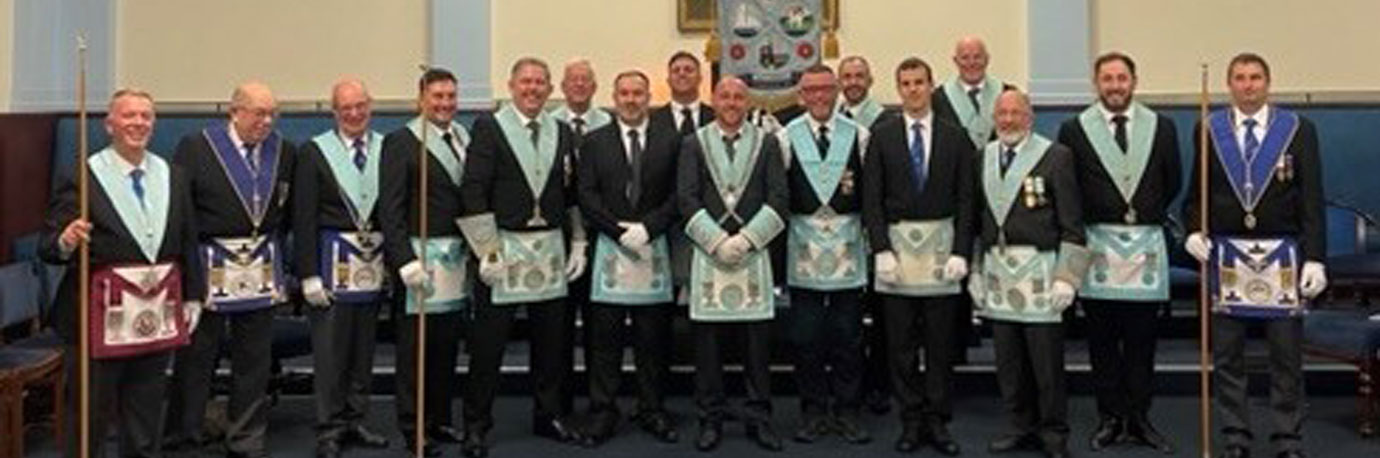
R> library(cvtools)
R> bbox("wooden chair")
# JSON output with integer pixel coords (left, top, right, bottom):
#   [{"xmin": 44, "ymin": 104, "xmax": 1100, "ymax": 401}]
[{"xmin": 0, "ymin": 260, "xmax": 64, "ymax": 458}]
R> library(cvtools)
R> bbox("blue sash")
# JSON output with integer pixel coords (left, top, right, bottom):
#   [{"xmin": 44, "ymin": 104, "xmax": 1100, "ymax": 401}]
[
  {"xmin": 318, "ymin": 230, "xmax": 385, "ymax": 304},
  {"xmin": 839, "ymin": 97, "xmax": 884, "ymax": 129},
  {"xmin": 203, "ymin": 126, "xmax": 282, "ymax": 231},
  {"xmin": 983, "ymin": 135, "xmax": 1053, "ymax": 228},
  {"xmin": 88, "ymin": 148, "xmax": 171, "ymax": 263},
  {"xmin": 1078, "ymin": 103, "xmax": 1157, "ymax": 208},
  {"xmin": 406, "ymin": 118, "xmax": 469, "ymax": 186},
  {"xmin": 785, "ymin": 116, "xmax": 857, "ymax": 206},
  {"xmin": 551, "ymin": 105, "xmax": 613, "ymax": 132},
  {"xmin": 405, "ymin": 236, "xmax": 468, "ymax": 314},
  {"xmin": 942, "ymin": 76, "xmax": 1001, "ymax": 147},
  {"xmin": 311, "ymin": 130, "xmax": 382, "ymax": 224},
  {"xmin": 495, "ymin": 104, "xmax": 560, "ymax": 203},
  {"xmin": 1208, "ymin": 108, "xmax": 1299, "ymax": 218},
  {"xmin": 1081, "ymin": 224, "xmax": 1169, "ymax": 301},
  {"xmin": 1209, "ymin": 236, "xmax": 1303, "ymax": 319},
  {"xmin": 590, "ymin": 234, "xmax": 673, "ymax": 305},
  {"xmin": 202, "ymin": 235, "xmax": 284, "ymax": 312}
]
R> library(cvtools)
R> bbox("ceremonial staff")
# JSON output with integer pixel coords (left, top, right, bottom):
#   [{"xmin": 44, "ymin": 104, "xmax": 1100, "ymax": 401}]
[
  {"xmin": 1196, "ymin": 63, "xmax": 1212, "ymax": 458},
  {"xmin": 413, "ymin": 64, "xmax": 431, "ymax": 458},
  {"xmin": 75, "ymin": 34, "xmax": 92, "ymax": 458}
]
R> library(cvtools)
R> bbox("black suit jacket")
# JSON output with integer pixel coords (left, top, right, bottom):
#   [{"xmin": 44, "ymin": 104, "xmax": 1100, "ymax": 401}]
[
  {"xmin": 677, "ymin": 128, "xmax": 788, "ymax": 238},
  {"xmin": 292, "ymin": 137, "xmax": 384, "ymax": 278},
  {"xmin": 862, "ymin": 115, "xmax": 977, "ymax": 256},
  {"xmin": 172, "ymin": 130, "xmax": 296, "ymax": 240},
  {"xmin": 577, "ymin": 121, "xmax": 680, "ymax": 241},
  {"xmin": 931, "ymin": 81, "xmax": 1016, "ymax": 149},
  {"xmin": 460, "ymin": 112, "xmax": 578, "ymax": 232},
  {"xmin": 376, "ymin": 126, "xmax": 468, "ymax": 273},
  {"xmin": 976, "ymin": 140, "xmax": 1085, "ymax": 251},
  {"xmin": 650, "ymin": 103, "xmax": 716, "ymax": 140},
  {"xmin": 1058, "ymin": 112, "xmax": 1182, "ymax": 225},
  {"xmin": 783, "ymin": 122, "xmax": 864, "ymax": 215},
  {"xmin": 1185, "ymin": 110, "xmax": 1326, "ymax": 261},
  {"xmin": 40, "ymin": 163, "xmax": 203, "ymax": 343}
]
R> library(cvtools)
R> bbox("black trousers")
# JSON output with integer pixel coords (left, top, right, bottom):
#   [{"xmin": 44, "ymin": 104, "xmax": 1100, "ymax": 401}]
[
  {"xmin": 1213, "ymin": 314, "xmax": 1305, "ymax": 453},
  {"xmin": 165, "ymin": 307, "xmax": 273, "ymax": 454},
  {"xmin": 310, "ymin": 300, "xmax": 382, "ymax": 442},
  {"xmin": 992, "ymin": 320, "xmax": 1068, "ymax": 447},
  {"xmin": 788, "ymin": 287, "xmax": 863, "ymax": 417},
  {"xmin": 392, "ymin": 305, "xmax": 464, "ymax": 439},
  {"xmin": 881, "ymin": 294, "xmax": 958, "ymax": 424},
  {"xmin": 64, "ymin": 345, "xmax": 171, "ymax": 458},
  {"xmin": 693, "ymin": 320, "xmax": 773, "ymax": 423},
  {"xmin": 585, "ymin": 302, "xmax": 674, "ymax": 416},
  {"xmin": 1083, "ymin": 299, "xmax": 1161, "ymax": 420},
  {"xmin": 859, "ymin": 288, "xmax": 891, "ymax": 399},
  {"xmin": 462, "ymin": 287, "xmax": 571, "ymax": 434}
]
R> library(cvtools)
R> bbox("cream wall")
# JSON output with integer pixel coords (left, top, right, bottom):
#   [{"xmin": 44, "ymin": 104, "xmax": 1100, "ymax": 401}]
[
  {"xmin": 117, "ymin": 0, "xmax": 428, "ymax": 104},
  {"xmin": 490, "ymin": 0, "xmax": 1026, "ymax": 105},
  {"xmin": 0, "ymin": 0, "xmax": 13, "ymax": 111},
  {"xmin": 1095, "ymin": 0, "xmax": 1380, "ymax": 95}
]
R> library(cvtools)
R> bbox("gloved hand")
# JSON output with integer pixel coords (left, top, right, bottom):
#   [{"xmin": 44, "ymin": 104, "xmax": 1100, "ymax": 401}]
[
  {"xmin": 875, "ymin": 251, "xmax": 899, "ymax": 284},
  {"xmin": 301, "ymin": 276, "xmax": 332, "ymax": 308},
  {"xmin": 617, "ymin": 222, "xmax": 650, "ymax": 249},
  {"xmin": 478, "ymin": 252, "xmax": 505, "ymax": 286},
  {"xmin": 184, "ymin": 300, "xmax": 203, "ymax": 333},
  {"xmin": 399, "ymin": 259, "xmax": 432, "ymax": 292},
  {"xmin": 1185, "ymin": 232, "xmax": 1213, "ymax": 263},
  {"xmin": 1051, "ymin": 280, "xmax": 1076, "ymax": 312},
  {"xmin": 565, "ymin": 241, "xmax": 588, "ymax": 281},
  {"xmin": 943, "ymin": 256, "xmax": 969, "ymax": 282},
  {"xmin": 715, "ymin": 234, "xmax": 752, "ymax": 265},
  {"xmin": 1300, "ymin": 261, "xmax": 1328, "ymax": 299}
]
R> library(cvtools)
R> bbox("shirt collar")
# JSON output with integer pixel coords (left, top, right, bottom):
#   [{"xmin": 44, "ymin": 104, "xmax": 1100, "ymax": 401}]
[
  {"xmin": 902, "ymin": 110, "xmax": 933, "ymax": 129},
  {"xmin": 1098, "ymin": 102, "xmax": 1133, "ymax": 125},
  {"xmin": 804, "ymin": 114, "xmax": 836, "ymax": 135},
  {"xmin": 227, "ymin": 122, "xmax": 249, "ymax": 150},
  {"xmin": 338, "ymin": 130, "xmax": 367, "ymax": 148},
  {"xmin": 1234, "ymin": 104, "xmax": 1270, "ymax": 129},
  {"xmin": 1001, "ymin": 135, "xmax": 1029, "ymax": 152},
  {"xmin": 671, "ymin": 100, "xmax": 700, "ymax": 114},
  {"xmin": 111, "ymin": 149, "xmax": 148, "ymax": 176},
  {"xmin": 961, "ymin": 78, "xmax": 986, "ymax": 93},
  {"xmin": 618, "ymin": 118, "xmax": 648, "ymax": 136}
]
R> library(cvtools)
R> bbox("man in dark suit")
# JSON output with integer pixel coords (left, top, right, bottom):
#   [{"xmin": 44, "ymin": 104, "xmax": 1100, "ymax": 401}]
[
  {"xmin": 1184, "ymin": 53, "xmax": 1327, "ymax": 458},
  {"xmin": 575, "ymin": 69, "xmax": 682, "ymax": 447},
  {"xmin": 165, "ymin": 81, "xmax": 295, "ymax": 458},
  {"xmin": 931, "ymin": 36, "xmax": 1016, "ymax": 150},
  {"xmin": 458, "ymin": 57, "xmax": 587, "ymax": 458},
  {"xmin": 43, "ymin": 89, "xmax": 202, "ymax": 458},
  {"xmin": 650, "ymin": 51, "xmax": 716, "ymax": 140},
  {"xmin": 293, "ymin": 78, "xmax": 392, "ymax": 458},
  {"xmin": 977, "ymin": 89, "xmax": 1088, "ymax": 458},
  {"xmin": 1057, "ymin": 52, "xmax": 1180, "ymax": 454},
  {"xmin": 862, "ymin": 57, "xmax": 975, "ymax": 456},
  {"xmin": 376, "ymin": 68, "xmax": 472, "ymax": 457}
]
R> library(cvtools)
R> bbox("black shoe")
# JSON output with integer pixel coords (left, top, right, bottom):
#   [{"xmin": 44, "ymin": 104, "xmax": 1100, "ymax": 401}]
[
  {"xmin": 533, "ymin": 416, "xmax": 584, "ymax": 444},
  {"xmin": 1219, "ymin": 445, "xmax": 1250, "ymax": 458},
  {"xmin": 926, "ymin": 420, "xmax": 961, "ymax": 456},
  {"xmin": 1089, "ymin": 416, "xmax": 1123, "ymax": 451},
  {"xmin": 695, "ymin": 420, "xmax": 722, "ymax": 452},
  {"xmin": 1125, "ymin": 417, "xmax": 1175, "ymax": 454},
  {"xmin": 315, "ymin": 440, "xmax": 341, "ymax": 458},
  {"xmin": 226, "ymin": 451, "xmax": 269, "ymax": 458},
  {"xmin": 833, "ymin": 415, "xmax": 872, "ymax": 445},
  {"xmin": 1044, "ymin": 442, "xmax": 1073, "ymax": 458},
  {"xmin": 635, "ymin": 411, "xmax": 679, "ymax": 444},
  {"xmin": 403, "ymin": 439, "xmax": 440, "ymax": 458},
  {"xmin": 460, "ymin": 430, "xmax": 488, "ymax": 458},
  {"xmin": 345, "ymin": 424, "xmax": 390, "ymax": 449},
  {"xmin": 745, "ymin": 421, "xmax": 784, "ymax": 452},
  {"xmin": 1276, "ymin": 451, "xmax": 1307, "ymax": 458},
  {"xmin": 580, "ymin": 412, "xmax": 619, "ymax": 448},
  {"xmin": 894, "ymin": 423, "xmax": 924, "ymax": 453},
  {"xmin": 989, "ymin": 433, "xmax": 1039, "ymax": 453},
  {"xmin": 425, "ymin": 425, "xmax": 464, "ymax": 444},
  {"xmin": 793, "ymin": 415, "xmax": 832, "ymax": 444},
  {"xmin": 863, "ymin": 391, "xmax": 892, "ymax": 415}
]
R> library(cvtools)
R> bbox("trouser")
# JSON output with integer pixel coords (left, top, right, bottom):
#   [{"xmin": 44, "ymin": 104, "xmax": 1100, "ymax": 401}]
[
  {"xmin": 165, "ymin": 308, "xmax": 273, "ymax": 454},
  {"xmin": 309, "ymin": 300, "xmax": 381, "ymax": 441},
  {"xmin": 788, "ymin": 288, "xmax": 863, "ymax": 417},
  {"xmin": 392, "ymin": 306, "xmax": 464, "ymax": 440},
  {"xmin": 585, "ymin": 302, "xmax": 674, "ymax": 415},
  {"xmin": 992, "ymin": 320, "xmax": 1068, "ymax": 448},
  {"xmin": 1213, "ymin": 314, "xmax": 1305, "ymax": 453},
  {"xmin": 65, "ymin": 345, "xmax": 171, "ymax": 458},
  {"xmin": 881, "ymin": 294, "xmax": 958, "ymax": 424},
  {"xmin": 693, "ymin": 321, "xmax": 773, "ymax": 423},
  {"xmin": 1083, "ymin": 299, "xmax": 1161, "ymax": 419},
  {"xmin": 462, "ymin": 286, "xmax": 571, "ymax": 434}
]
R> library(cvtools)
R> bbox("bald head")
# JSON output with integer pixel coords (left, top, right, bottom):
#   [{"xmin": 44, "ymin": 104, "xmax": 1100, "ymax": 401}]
[
  {"xmin": 331, "ymin": 78, "xmax": 372, "ymax": 138},
  {"xmin": 993, "ymin": 89, "xmax": 1032, "ymax": 146},
  {"xmin": 712, "ymin": 76, "xmax": 750, "ymax": 131},
  {"xmin": 953, "ymin": 36, "xmax": 991, "ymax": 85},
  {"xmin": 229, "ymin": 81, "xmax": 277, "ymax": 144}
]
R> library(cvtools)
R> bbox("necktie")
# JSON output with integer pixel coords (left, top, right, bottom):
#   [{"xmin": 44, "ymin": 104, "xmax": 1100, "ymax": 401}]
[
  {"xmin": 1112, "ymin": 115, "xmax": 1129, "ymax": 153},
  {"xmin": 130, "ymin": 169, "xmax": 147, "ymax": 208},
  {"xmin": 679, "ymin": 107, "xmax": 695, "ymax": 137},
  {"xmin": 723, "ymin": 134, "xmax": 739, "ymax": 162},
  {"xmin": 909, "ymin": 121, "xmax": 927, "ymax": 193},
  {"xmin": 441, "ymin": 132, "xmax": 462, "ymax": 162},
  {"xmin": 967, "ymin": 87, "xmax": 982, "ymax": 111},
  {"xmin": 1001, "ymin": 147, "xmax": 1017, "ymax": 177},
  {"xmin": 817, "ymin": 125, "xmax": 831, "ymax": 154},
  {"xmin": 572, "ymin": 117, "xmax": 587, "ymax": 138},
  {"xmin": 352, "ymin": 138, "xmax": 367, "ymax": 171},
  {"xmin": 244, "ymin": 142, "xmax": 259, "ymax": 174},
  {"xmin": 526, "ymin": 120, "xmax": 541, "ymax": 148},
  {"xmin": 840, "ymin": 105, "xmax": 854, "ymax": 119},
  {"xmin": 627, "ymin": 129, "xmax": 643, "ymax": 206},
  {"xmin": 1242, "ymin": 118, "xmax": 1260, "ymax": 163}
]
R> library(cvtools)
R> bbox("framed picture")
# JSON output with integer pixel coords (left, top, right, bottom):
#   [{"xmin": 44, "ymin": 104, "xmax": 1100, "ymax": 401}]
[{"xmin": 678, "ymin": 0, "xmax": 838, "ymax": 33}]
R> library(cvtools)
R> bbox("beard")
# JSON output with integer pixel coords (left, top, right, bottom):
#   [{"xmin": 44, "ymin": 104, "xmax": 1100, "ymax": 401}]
[
  {"xmin": 1100, "ymin": 91, "xmax": 1131, "ymax": 112},
  {"xmin": 997, "ymin": 129, "xmax": 1028, "ymax": 147}
]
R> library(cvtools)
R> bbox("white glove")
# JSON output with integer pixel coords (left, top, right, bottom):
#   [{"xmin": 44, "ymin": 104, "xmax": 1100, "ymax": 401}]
[
  {"xmin": 184, "ymin": 300, "xmax": 203, "ymax": 333},
  {"xmin": 565, "ymin": 241, "xmax": 588, "ymax": 281},
  {"xmin": 301, "ymin": 276, "xmax": 331, "ymax": 308},
  {"xmin": 1300, "ymin": 261, "xmax": 1328, "ymax": 299},
  {"xmin": 1051, "ymin": 280, "xmax": 1076, "ymax": 312},
  {"xmin": 617, "ymin": 222, "xmax": 650, "ymax": 249},
  {"xmin": 715, "ymin": 234, "xmax": 752, "ymax": 265},
  {"xmin": 875, "ymin": 251, "xmax": 899, "ymax": 284},
  {"xmin": 1185, "ymin": 232, "xmax": 1213, "ymax": 263},
  {"xmin": 399, "ymin": 259, "xmax": 431, "ymax": 292},
  {"xmin": 943, "ymin": 256, "xmax": 969, "ymax": 282},
  {"xmin": 478, "ymin": 253, "xmax": 505, "ymax": 286}
]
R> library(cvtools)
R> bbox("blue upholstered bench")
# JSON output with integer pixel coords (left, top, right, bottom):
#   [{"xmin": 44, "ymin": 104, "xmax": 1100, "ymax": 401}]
[{"xmin": 1303, "ymin": 309, "xmax": 1380, "ymax": 437}]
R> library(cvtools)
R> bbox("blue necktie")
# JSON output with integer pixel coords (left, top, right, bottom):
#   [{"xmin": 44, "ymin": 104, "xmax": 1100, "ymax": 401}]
[
  {"xmin": 130, "ymin": 169, "xmax": 146, "ymax": 208},
  {"xmin": 352, "ymin": 138, "xmax": 367, "ymax": 171},
  {"xmin": 1001, "ymin": 148, "xmax": 1017, "ymax": 177},
  {"xmin": 909, "ymin": 121, "xmax": 927, "ymax": 193},
  {"xmin": 244, "ymin": 142, "xmax": 260, "ymax": 174},
  {"xmin": 1242, "ymin": 118, "xmax": 1260, "ymax": 163}
]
